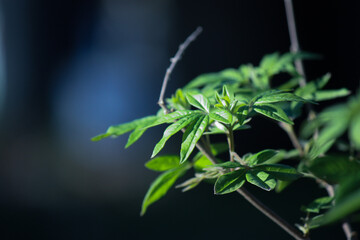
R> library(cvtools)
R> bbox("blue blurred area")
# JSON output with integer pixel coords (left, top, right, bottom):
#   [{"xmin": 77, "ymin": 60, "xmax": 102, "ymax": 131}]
[{"xmin": 0, "ymin": 0, "xmax": 358, "ymax": 239}]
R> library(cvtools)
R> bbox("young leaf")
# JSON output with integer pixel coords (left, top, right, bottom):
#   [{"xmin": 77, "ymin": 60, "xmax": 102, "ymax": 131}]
[
  {"xmin": 145, "ymin": 155, "xmax": 180, "ymax": 172},
  {"xmin": 247, "ymin": 149, "xmax": 278, "ymax": 166},
  {"xmin": 214, "ymin": 169, "xmax": 246, "ymax": 195},
  {"xmin": 180, "ymin": 115, "xmax": 209, "ymax": 163},
  {"xmin": 209, "ymin": 108, "xmax": 233, "ymax": 124},
  {"xmin": 254, "ymin": 164, "xmax": 302, "ymax": 181},
  {"xmin": 253, "ymin": 104, "xmax": 294, "ymax": 125},
  {"xmin": 245, "ymin": 170, "xmax": 276, "ymax": 191},
  {"xmin": 141, "ymin": 165, "xmax": 188, "ymax": 216},
  {"xmin": 186, "ymin": 93, "xmax": 210, "ymax": 112},
  {"xmin": 151, "ymin": 113, "xmax": 200, "ymax": 158},
  {"xmin": 92, "ymin": 115, "xmax": 158, "ymax": 141}
]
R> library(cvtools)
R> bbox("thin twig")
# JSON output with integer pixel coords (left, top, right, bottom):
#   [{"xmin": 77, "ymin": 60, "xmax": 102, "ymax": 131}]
[
  {"xmin": 158, "ymin": 26, "xmax": 203, "ymax": 111},
  {"xmin": 279, "ymin": 122, "xmax": 304, "ymax": 156},
  {"xmin": 237, "ymin": 188, "xmax": 309, "ymax": 240},
  {"xmin": 284, "ymin": 0, "xmax": 306, "ymax": 87}
]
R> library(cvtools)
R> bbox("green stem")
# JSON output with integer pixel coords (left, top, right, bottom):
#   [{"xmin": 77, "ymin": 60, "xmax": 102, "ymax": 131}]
[{"xmin": 227, "ymin": 127, "xmax": 235, "ymax": 162}]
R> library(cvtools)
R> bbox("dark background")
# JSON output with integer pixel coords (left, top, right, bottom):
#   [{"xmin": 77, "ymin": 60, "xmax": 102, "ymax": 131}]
[{"xmin": 0, "ymin": 0, "xmax": 359, "ymax": 239}]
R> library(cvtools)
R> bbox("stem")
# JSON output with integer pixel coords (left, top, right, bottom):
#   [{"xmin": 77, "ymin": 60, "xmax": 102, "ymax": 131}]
[
  {"xmin": 236, "ymin": 188, "xmax": 309, "ymax": 240},
  {"xmin": 227, "ymin": 127, "xmax": 235, "ymax": 162},
  {"xmin": 158, "ymin": 27, "xmax": 203, "ymax": 111},
  {"xmin": 279, "ymin": 122, "xmax": 304, "ymax": 156}
]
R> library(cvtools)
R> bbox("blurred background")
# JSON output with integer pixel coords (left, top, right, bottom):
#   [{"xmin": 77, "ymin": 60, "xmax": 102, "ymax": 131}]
[{"xmin": 0, "ymin": 0, "xmax": 359, "ymax": 239}]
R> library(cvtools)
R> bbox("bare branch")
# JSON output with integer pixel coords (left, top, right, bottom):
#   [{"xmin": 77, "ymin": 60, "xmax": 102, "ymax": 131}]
[
  {"xmin": 284, "ymin": 0, "xmax": 307, "ymax": 87},
  {"xmin": 158, "ymin": 27, "xmax": 203, "ymax": 112}
]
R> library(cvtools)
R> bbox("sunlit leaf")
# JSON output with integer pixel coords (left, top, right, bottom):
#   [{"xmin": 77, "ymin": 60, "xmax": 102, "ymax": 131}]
[
  {"xmin": 145, "ymin": 155, "xmax": 180, "ymax": 172},
  {"xmin": 209, "ymin": 108, "xmax": 233, "ymax": 124},
  {"xmin": 246, "ymin": 170, "xmax": 276, "ymax": 191},
  {"xmin": 92, "ymin": 115, "xmax": 158, "ymax": 141},
  {"xmin": 186, "ymin": 93, "xmax": 211, "ymax": 112},
  {"xmin": 151, "ymin": 113, "xmax": 200, "ymax": 158},
  {"xmin": 180, "ymin": 115, "xmax": 209, "ymax": 163}
]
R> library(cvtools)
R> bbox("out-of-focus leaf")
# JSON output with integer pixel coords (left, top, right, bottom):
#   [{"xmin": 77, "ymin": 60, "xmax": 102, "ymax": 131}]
[
  {"xmin": 180, "ymin": 115, "xmax": 209, "ymax": 163},
  {"xmin": 145, "ymin": 155, "xmax": 180, "ymax": 172},
  {"xmin": 308, "ymin": 155, "xmax": 360, "ymax": 183},
  {"xmin": 141, "ymin": 165, "xmax": 189, "ymax": 216},
  {"xmin": 214, "ymin": 169, "xmax": 246, "ymax": 195},
  {"xmin": 301, "ymin": 197, "xmax": 333, "ymax": 213},
  {"xmin": 350, "ymin": 113, "xmax": 360, "ymax": 150},
  {"xmin": 313, "ymin": 89, "xmax": 350, "ymax": 101}
]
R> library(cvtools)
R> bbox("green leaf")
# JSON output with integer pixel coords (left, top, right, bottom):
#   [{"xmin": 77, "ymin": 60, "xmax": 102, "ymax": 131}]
[
  {"xmin": 92, "ymin": 115, "xmax": 157, "ymax": 141},
  {"xmin": 247, "ymin": 149, "xmax": 278, "ymax": 166},
  {"xmin": 350, "ymin": 113, "xmax": 360, "ymax": 150},
  {"xmin": 193, "ymin": 155, "xmax": 214, "ymax": 171},
  {"xmin": 255, "ymin": 93, "xmax": 310, "ymax": 104},
  {"xmin": 313, "ymin": 89, "xmax": 350, "ymax": 101},
  {"xmin": 209, "ymin": 108, "xmax": 233, "ymax": 124},
  {"xmin": 125, "ymin": 116, "xmax": 159, "ymax": 148},
  {"xmin": 141, "ymin": 165, "xmax": 188, "ymax": 216},
  {"xmin": 146, "ymin": 110, "xmax": 197, "ymax": 128},
  {"xmin": 214, "ymin": 169, "xmax": 246, "ymax": 195},
  {"xmin": 180, "ymin": 115, "xmax": 209, "ymax": 163},
  {"xmin": 211, "ymin": 162, "xmax": 244, "ymax": 169},
  {"xmin": 308, "ymin": 155, "xmax": 360, "ymax": 183},
  {"xmin": 145, "ymin": 155, "xmax": 181, "ymax": 172},
  {"xmin": 151, "ymin": 113, "xmax": 200, "ymax": 158},
  {"xmin": 246, "ymin": 170, "xmax": 276, "ymax": 191},
  {"xmin": 186, "ymin": 93, "xmax": 210, "ymax": 112},
  {"xmin": 302, "ymin": 197, "xmax": 333, "ymax": 213},
  {"xmin": 254, "ymin": 164, "xmax": 302, "ymax": 181},
  {"xmin": 253, "ymin": 104, "xmax": 294, "ymax": 125}
]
